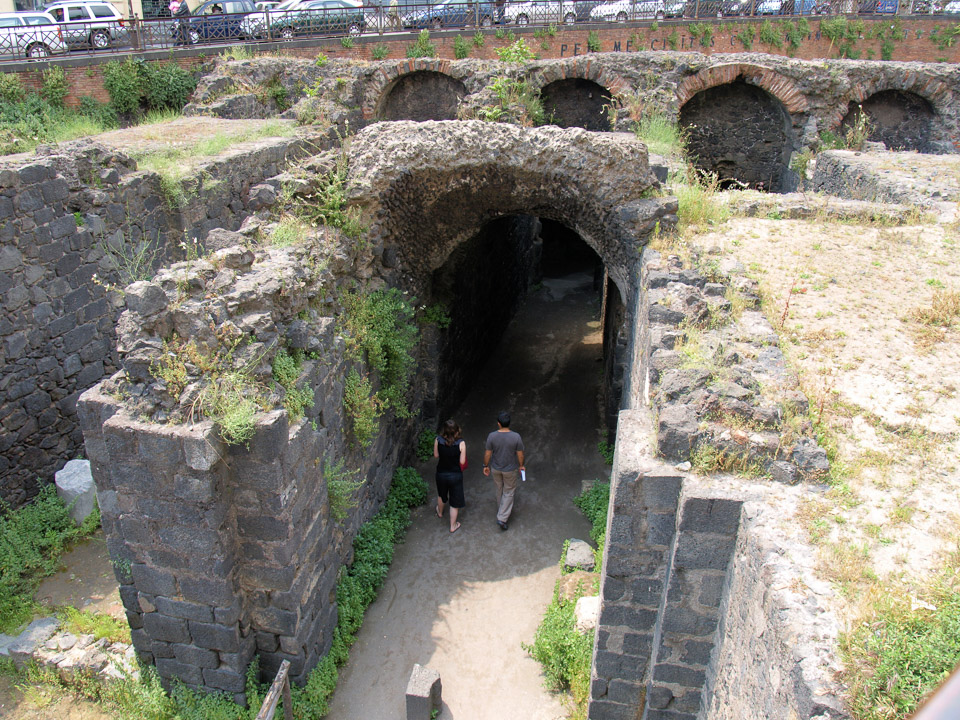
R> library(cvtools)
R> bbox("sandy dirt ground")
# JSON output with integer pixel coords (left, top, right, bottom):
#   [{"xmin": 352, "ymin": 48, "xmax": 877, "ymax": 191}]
[{"xmin": 692, "ymin": 210, "xmax": 960, "ymax": 607}]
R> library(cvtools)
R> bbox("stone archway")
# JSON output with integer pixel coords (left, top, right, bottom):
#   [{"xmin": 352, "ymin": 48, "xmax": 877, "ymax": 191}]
[
  {"xmin": 841, "ymin": 90, "xmax": 935, "ymax": 152},
  {"xmin": 679, "ymin": 78, "xmax": 795, "ymax": 192},
  {"xmin": 828, "ymin": 72, "xmax": 954, "ymax": 153},
  {"xmin": 362, "ymin": 59, "xmax": 468, "ymax": 121},
  {"xmin": 541, "ymin": 78, "xmax": 612, "ymax": 131},
  {"xmin": 346, "ymin": 120, "xmax": 674, "ymax": 301}
]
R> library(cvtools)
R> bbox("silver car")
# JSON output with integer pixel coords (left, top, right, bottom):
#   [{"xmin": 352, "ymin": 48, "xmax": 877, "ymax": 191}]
[
  {"xmin": 504, "ymin": 0, "xmax": 578, "ymax": 24},
  {"xmin": 0, "ymin": 11, "xmax": 68, "ymax": 58}
]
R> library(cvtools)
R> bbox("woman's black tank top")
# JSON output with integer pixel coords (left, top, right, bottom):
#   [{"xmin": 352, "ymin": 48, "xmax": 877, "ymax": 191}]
[{"xmin": 436, "ymin": 437, "xmax": 462, "ymax": 473}]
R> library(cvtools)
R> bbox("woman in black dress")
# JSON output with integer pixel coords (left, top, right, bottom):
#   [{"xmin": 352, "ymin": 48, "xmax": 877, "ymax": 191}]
[{"xmin": 434, "ymin": 419, "xmax": 466, "ymax": 533}]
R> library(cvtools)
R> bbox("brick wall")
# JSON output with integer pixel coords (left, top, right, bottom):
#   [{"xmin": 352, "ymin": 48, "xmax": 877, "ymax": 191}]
[{"xmin": 3, "ymin": 16, "xmax": 959, "ymax": 108}]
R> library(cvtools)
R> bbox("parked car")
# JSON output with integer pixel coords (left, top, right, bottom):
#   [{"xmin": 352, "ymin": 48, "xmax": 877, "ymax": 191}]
[
  {"xmin": 43, "ymin": 1, "xmax": 127, "ymax": 49},
  {"xmin": 756, "ymin": 0, "xmax": 817, "ymax": 11},
  {"xmin": 944, "ymin": 0, "xmax": 960, "ymax": 11},
  {"xmin": 0, "ymin": 11, "xmax": 68, "ymax": 58},
  {"xmin": 239, "ymin": 0, "xmax": 303, "ymax": 38},
  {"xmin": 267, "ymin": 0, "xmax": 365, "ymax": 37},
  {"xmin": 664, "ymin": 0, "xmax": 687, "ymax": 16},
  {"xmin": 183, "ymin": 0, "xmax": 257, "ymax": 43},
  {"xmin": 572, "ymin": 0, "xmax": 606, "ymax": 17},
  {"xmin": 716, "ymin": 0, "xmax": 752, "ymax": 15},
  {"xmin": 402, "ymin": 0, "xmax": 495, "ymax": 28},
  {"xmin": 503, "ymin": 0, "xmax": 577, "ymax": 24},
  {"xmin": 589, "ymin": 0, "xmax": 665, "ymax": 21}
]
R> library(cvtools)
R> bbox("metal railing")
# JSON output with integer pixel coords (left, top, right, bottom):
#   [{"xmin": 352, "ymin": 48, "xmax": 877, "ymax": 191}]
[{"xmin": 0, "ymin": 0, "xmax": 957, "ymax": 62}]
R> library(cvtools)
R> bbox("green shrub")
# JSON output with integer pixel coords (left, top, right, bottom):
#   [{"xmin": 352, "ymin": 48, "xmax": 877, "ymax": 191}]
[
  {"xmin": 371, "ymin": 43, "xmax": 388, "ymax": 60},
  {"xmin": 634, "ymin": 112, "xmax": 684, "ymax": 157},
  {"xmin": 406, "ymin": 30, "xmax": 436, "ymax": 58},
  {"xmin": 325, "ymin": 459, "xmax": 364, "ymax": 521},
  {"xmin": 40, "ymin": 66, "xmax": 68, "ymax": 108},
  {"xmin": 416, "ymin": 427, "xmax": 436, "ymax": 462},
  {"xmin": 103, "ymin": 58, "xmax": 196, "ymax": 117},
  {"xmin": 340, "ymin": 287, "xmax": 419, "ymax": 416},
  {"xmin": 0, "ymin": 486, "xmax": 101, "ymax": 634},
  {"xmin": 759, "ymin": 19, "xmax": 782, "ymax": 48},
  {"xmin": 453, "ymin": 34, "xmax": 470, "ymax": 59},
  {"xmin": 343, "ymin": 369, "xmax": 381, "ymax": 449},
  {"xmin": 0, "ymin": 73, "xmax": 25, "ymax": 104},
  {"xmin": 272, "ymin": 347, "xmax": 314, "ymax": 421},
  {"xmin": 587, "ymin": 30, "xmax": 600, "ymax": 53},
  {"xmin": 421, "ymin": 303, "xmax": 451, "ymax": 329},
  {"xmin": 597, "ymin": 440, "xmax": 614, "ymax": 466},
  {"xmin": 737, "ymin": 25, "xmax": 756, "ymax": 51},
  {"xmin": 78, "ymin": 95, "xmax": 118, "ymax": 127},
  {"xmin": 522, "ymin": 583, "xmax": 594, "ymax": 709},
  {"xmin": 58, "ymin": 606, "xmax": 131, "ymax": 644},
  {"xmin": 496, "ymin": 37, "xmax": 535, "ymax": 63},
  {"xmin": 573, "ymin": 480, "xmax": 610, "ymax": 545}
]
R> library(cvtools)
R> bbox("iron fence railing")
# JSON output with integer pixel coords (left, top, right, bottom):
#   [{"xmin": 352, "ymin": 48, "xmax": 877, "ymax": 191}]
[{"xmin": 0, "ymin": 0, "xmax": 957, "ymax": 62}]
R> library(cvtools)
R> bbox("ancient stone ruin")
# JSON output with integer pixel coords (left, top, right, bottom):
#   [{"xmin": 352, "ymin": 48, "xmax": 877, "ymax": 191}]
[{"xmin": 2, "ymin": 49, "xmax": 958, "ymax": 720}]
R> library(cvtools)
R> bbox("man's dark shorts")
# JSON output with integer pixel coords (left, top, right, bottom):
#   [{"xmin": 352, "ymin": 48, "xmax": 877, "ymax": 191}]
[{"xmin": 436, "ymin": 471, "xmax": 465, "ymax": 508}]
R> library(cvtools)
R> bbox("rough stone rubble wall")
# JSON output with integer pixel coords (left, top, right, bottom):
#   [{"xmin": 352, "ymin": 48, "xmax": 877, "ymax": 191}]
[
  {"xmin": 588, "ymin": 253, "xmax": 845, "ymax": 720},
  {"xmin": 0, "ymin": 133, "xmax": 320, "ymax": 506}
]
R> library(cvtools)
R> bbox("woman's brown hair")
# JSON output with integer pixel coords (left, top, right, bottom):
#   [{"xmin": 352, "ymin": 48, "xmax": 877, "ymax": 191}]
[{"xmin": 441, "ymin": 419, "xmax": 461, "ymax": 442}]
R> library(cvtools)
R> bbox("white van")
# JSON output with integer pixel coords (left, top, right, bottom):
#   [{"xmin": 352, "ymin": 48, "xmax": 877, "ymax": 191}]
[{"xmin": 43, "ymin": 1, "xmax": 127, "ymax": 49}]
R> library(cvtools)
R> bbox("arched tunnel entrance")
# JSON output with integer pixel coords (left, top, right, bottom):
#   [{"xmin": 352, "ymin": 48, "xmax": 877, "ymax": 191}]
[
  {"xmin": 679, "ymin": 78, "xmax": 795, "ymax": 192},
  {"xmin": 427, "ymin": 214, "xmax": 623, "ymax": 435},
  {"xmin": 377, "ymin": 71, "xmax": 467, "ymax": 121},
  {"xmin": 328, "ymin": 212, "xmax": 618, "ymax": 718},
  {"xmin": 541, "ymin": 78, "xmax": 612, "ymax": 131},
  {"xmin": 841, "ymin": 90, "xmax": 936, "ymax": 152}
]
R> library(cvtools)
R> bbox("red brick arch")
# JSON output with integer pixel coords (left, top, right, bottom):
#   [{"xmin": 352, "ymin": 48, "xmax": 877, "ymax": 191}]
[
  {"xmin": 826, "ymin": 73, "xmax": 953, "ymax": 132},
  {"xmin": 676, "ymin": 63, "xmax": 809, "ymax": 115},
  {"xmin": 362, "ymin": 59, "xmax": 467, "ymax": 120},
  {"xmin": 526, "ymin": 58, "xmax": 632, "ymax": 103}
]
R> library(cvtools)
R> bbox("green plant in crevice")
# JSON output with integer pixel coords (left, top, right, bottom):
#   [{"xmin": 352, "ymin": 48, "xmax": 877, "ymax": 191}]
[
  {"xmin": 634, "ymin": 111, "xmax": 684, "ymax": 157},
  {"xmin": 420, "ymin": 303, "xmax": 452, "ymax": 329},
  {"xmin": 928, "ymin": 23, "xmax": 960, "ymax": 50},
  {"xmin": 779, "ymin": 17, "xmax": 809, "ymax": 52},
  {"xmin": 821, "ymin": 15, "xmax": 864, "ymax": 59},
  {"xmin": 473, "ymin": 28, "xmax": 485, "ymax": 46},
  {"xmin": 340, "ymin": 287, "xmax": 419, "ymax": 416},
  {"xmin": 597, "ymin": 440, "xmax": 614, "ymax": 466},
  {"xmin": 416, "ymin": 427, "xmax": 436, "ymax": 462},
  {"xmin": 737, "ymin": 24, "xmax": 756, "ymax": 51},
  {"xmin": 587, "ymin": 30, "xmax": 601, "ymax": 52},
  {"xmin": 340, "ymin": 35, "xmax": 355, "ymax": 49},
  {"xmin": 573, "ymin": 480, "xmax": 610, "ymax": 545},
  {"xmin": 689, "ymin": 22, "xmax": 713, "ymax": 47},
  {"xmin": 406, "ymin": 29, "xmax": 436, "ymax": 58},
  {"xmin": 667, "ymin": 29, "xmax": 680, "ymax": 51},
  {"xmin": 454, "ymin": 33, "xmax": 470, "ymax": 59},
  {"xmin": 759, "ymin": 19, "xmax": 782, "ymax": 48},
  {"xmin": 272, "ymin": 347, "xmax": 314, "ymax": 421},
  {"xmin": 297, "ymin": 153, "xmax": 365, "ymax": 240},
  {"xmin": 343, "ymin": 369, "xmax": 381, "ymax": 449},
  {"xmin": 371, "ymin": 42, "xmax": 389, "ymax": 60},
  {"xmin": 324, "ymin": 459, "xmax": 364, "ymax": 520}
]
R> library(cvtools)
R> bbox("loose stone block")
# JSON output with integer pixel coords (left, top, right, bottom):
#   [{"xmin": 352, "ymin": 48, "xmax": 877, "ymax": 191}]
[
  {"xmin": 405, "ymin": 664, "xmax": 441, "ymax": 720},
  {"xmin": 565, "ymin": 538, "xmax": 596, "ymax": 572},
  {"xmin": 55, "ymin": 458, "xmax": 97, "ymax": 525}
]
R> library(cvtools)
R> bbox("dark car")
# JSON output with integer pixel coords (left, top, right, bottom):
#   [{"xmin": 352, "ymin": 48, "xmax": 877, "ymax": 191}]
[
  {"xmin": 183, "ymin": 0, "xmax": 257, "ymax": 43},
  {"xmin": 572, "ymin": 0, "xmax": 605, "ymax": 18},
  {"xmin": 402, "ymin": 0, "xmax": 495, "ymax": 28},
  {"xmin": 268, "ymin": 0, "xmax": 365, "ymax": 37},
  {"xmin": 717, "ymin": 0, "xmax": 752, "ymax": 14}
]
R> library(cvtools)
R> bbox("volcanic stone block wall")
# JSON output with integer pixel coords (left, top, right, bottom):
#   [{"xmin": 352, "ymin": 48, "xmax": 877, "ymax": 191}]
[
  {"xmin": 433, "ymin": 215, "xmax": 540, "ymax": 419},
  {"xmin": 78, "ymin": 348, "xmax": 402, "ymax": 700},
  {"xmin": 0, "ymin": 134, "xmax": 320, "ymax": 507},
  {"xmin": 587, "ymin": 408, "xmax": 743, "ymax": 720}
]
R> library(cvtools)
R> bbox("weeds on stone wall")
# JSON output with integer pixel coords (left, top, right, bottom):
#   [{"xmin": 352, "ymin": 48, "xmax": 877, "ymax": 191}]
[
  {"xmin": 254, "ymin": 74, "xmax": 289, "ymax": 111},
  {"xmin": 340, "ymin": 287, "xmax": 419, "ymax": 417},
  {"xmin": 406, "ymin": 29, "xmax": 436, "ymax": 58},
  {"xmin": 343, "ymin": 370, "xmax": 381, "ymax": 449},
  {"xmin": 821, "ymin": 16, "xmax": 865, "ymax": 59},
  {"xmin": 758, "ymin": 20, "xmax": 782, "ymax": 49},
  {"xmin": 675, "ymin": 169, "xmax": 729, "ymax": 233},
  {"xmin": 371, "ymin": 42, "xmax": 389, "ymax": 60},
  {"xmin": 633, "ymin": 111, "xmax": 684, "ymax": 157},
  {"xmin": 471, "ymin": 39, "xmax": 545, "ymax": 126},
  {"xmin": 0, "ymin": 486, "xmax": 101, "ymax": 634},
  {"xmin": 324, "ymin": 459, "xmax": 365, "ymax": 520},
  {"xmin": 928, "ymin": 22, "xmax": 960, "ymax": 50},
  {"xmin": 587, "ymin": 30, "xmax": 601, "ymax": 52},
  {"xmin": 272, "ymin": 347, "xmax": 315, "ymax": 421},
  {"xmin": 415, "ymin": 427, "xmax": 436, "ymax": 462},
  {"xmin": 222, "ymin": 45, "xmax": 255, "ymax": 61},
  {"xmin": 736, "ymin": 24, "xmax": 756, "ymax": 51},
  {"xmin": 296, "ymin": 155, "xmax": 365, "ymax": 239},
  {"xmin": 454, "ymin": 33, "xmax": 471, "ymax": 59},
  {"xmin": 58, "ymin": 607, "xmax": 131, "ymax": 645},
  {"xmin": 688, "ymin": 22, "xmax": 713, "ymax": 48}
]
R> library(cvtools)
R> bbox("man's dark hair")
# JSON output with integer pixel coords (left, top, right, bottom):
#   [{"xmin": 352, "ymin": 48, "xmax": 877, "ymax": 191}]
[{"xmin": 497, "ymin": 411, "xmax": 511, "ymax": 428}]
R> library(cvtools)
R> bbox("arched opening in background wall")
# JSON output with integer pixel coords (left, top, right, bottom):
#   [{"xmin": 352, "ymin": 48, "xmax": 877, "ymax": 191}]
[
  {"xmin": 377, "ymin": 71, "xmax": 467, "ymax": 121},
  {"xmin": 541, "ymin": 79, "xmax": 612, "ymax": 131},
  {"xmin": 842, "ymin": 90, "xmax": 936, "ymax": 153},
  {"xmin": 679, "ymin": 78, "xmax": 794, "ymax": 192}
]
